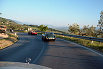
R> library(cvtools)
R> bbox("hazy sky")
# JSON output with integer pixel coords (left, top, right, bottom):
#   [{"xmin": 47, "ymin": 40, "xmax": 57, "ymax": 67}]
[{"xmin": 0, "ymin": 0, "xmax": 103, "ymax": 27}]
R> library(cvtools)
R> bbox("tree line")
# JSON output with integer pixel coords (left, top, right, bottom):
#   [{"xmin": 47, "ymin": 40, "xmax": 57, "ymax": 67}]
[{"xmin": 68, "ymin": 11, "xmax": 103, "ymax": 38}]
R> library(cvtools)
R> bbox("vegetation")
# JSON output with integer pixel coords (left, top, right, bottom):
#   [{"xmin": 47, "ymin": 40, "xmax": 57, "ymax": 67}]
[
  {"xmin": 68, "ymin": 23, "xmax": 97, "ymax": 37},
  {"xmin": 0, "ymin": 17, "xmax": 22, "ymax": 30},
  {"xmin": 68, "ymin": 23, "xmax": 80, "ymax": 35},
  {"xmin": 0, "ymin": 17, "xmax": 35, "ymax": 31},
  {"xmin": 81, "ymin": 25, "xmax": 96, "ymax": 37},
  {"xmin": 97, "ymin": 11, "xmax": 103, "ymax": 37},
  {"xmin": 38, "ymin": 25, "xmax": 48, "ymax": 32},
  {"xmin": 0, "ymin": 17, "xmax": 66, "ymax": 34},
  {"xmin": 98, "ymin": 11, "xmax": 103, "ymax": 31},
  {"xmin": 68, "ymin": 11, "xmax": 103, "ymax": 38}
]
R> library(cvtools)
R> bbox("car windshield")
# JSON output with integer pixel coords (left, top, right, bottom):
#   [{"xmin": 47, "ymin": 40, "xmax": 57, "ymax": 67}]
[{"xmin": 46, "ymin": 34, "xmax": 54, "ymax": 37}]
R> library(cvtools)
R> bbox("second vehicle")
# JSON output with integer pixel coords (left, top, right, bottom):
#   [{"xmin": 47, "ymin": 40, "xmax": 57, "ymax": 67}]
[{"xmin": 28, "ymin": 31, "xmax": 37, "ymax": 35}]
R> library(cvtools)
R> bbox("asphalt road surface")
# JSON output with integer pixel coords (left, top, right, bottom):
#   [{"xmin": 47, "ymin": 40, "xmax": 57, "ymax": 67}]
[{"xmin": 0, "ymin": 33, "xmax": 103, "ymax": 69}]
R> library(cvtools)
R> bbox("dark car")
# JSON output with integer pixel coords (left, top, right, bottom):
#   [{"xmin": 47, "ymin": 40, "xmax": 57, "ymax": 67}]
[
  {"xmin": 28, "ymin": 31, "xmax": 37, "ymax": 35},
  {"xmin": 42, "ymin": 32, "xmax": 56, "ymax": 41}
]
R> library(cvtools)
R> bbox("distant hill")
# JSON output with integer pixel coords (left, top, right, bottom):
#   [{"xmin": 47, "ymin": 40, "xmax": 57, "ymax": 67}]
[
  {"xmin": 47, "ymin": 25, "xmax": 68, "ymax": 33},
  {"xmin": 55, "ymin": 27, "xmax": 68, "ymax": 33},
  {"xmin": 0, "ymin": 17, "xmax": 19, "ymax": 25},
  {"xmin": 12, "ymin": 20, "xmax": 24, "ymax": 25}
]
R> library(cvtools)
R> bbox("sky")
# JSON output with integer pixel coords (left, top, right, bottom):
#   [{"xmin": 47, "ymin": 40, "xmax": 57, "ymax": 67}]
[{"xmin": 0, "ymin": 0, "xmax": 103, "ymax": 27}]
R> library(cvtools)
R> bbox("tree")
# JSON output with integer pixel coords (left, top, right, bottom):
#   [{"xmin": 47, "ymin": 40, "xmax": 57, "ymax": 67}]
[
  {"xmin": 97, "ymin": 11, "xmax": 103, "ymax": 33},
  {"xmin": 81, "ymin": 25, "xmax": 96, "ymax": 37},
  {"xmin": 89, "ymin": 26, "xmax": 96, "ymax": 37},
  {"xmin": 38, "ymin": 25, "xmax": 48, "ymax": 32},
  {"xmin": 68, "ymin": 23, "xmax": 80, "ymax": 35},
  {"xmin": 80, "ymin": 25, "xmax": 89, "ymax": 36}
]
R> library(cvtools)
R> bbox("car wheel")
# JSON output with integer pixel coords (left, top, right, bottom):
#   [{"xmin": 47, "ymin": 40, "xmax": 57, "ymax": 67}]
[
  {"xmin": 53, "ymin": 39, "xmax": 55, "ymax": 41},
  {"xmin": 42, "ymin": 37, "xmax": 44, "ymax": 40}
]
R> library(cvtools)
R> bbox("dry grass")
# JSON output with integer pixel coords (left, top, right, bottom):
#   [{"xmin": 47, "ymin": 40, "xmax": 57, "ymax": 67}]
[
  {"xmin": 0, "ymin": 39, "xmax": 13, "ymax": 49},
  {"xmin": 0, "ymin": 33, "xmax": 8, "ymax": 38},
  {"xmin": 0, "ymin": 33, "xmax": 18, "ymax": 50}
]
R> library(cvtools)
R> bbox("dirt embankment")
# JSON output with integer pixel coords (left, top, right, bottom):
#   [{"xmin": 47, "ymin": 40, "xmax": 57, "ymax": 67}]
[
  {"xmin": 0, "ymin": 40, "xmax": 13, "ymax": 49},
  {"xmin": 0, "ymin": 33, "xmax": 18, "ymax": 50},
  {"xmin": 0, "ymin": 33, "xmax": 8, "ymax": 39}
]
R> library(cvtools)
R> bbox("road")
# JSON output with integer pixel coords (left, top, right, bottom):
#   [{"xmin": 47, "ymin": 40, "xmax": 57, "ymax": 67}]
[{"xmin": 0, "ymin": 33, "xmax": 103, "ymax": 69}]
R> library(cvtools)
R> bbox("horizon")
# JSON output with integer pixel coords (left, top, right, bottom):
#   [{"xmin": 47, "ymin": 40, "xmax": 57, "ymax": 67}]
[{"xmin": 0, "ymin": 0, "xmax": 103, "ymax": 27}]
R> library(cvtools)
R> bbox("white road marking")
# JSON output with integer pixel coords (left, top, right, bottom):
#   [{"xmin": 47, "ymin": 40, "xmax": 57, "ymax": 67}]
[{"xmin": 32, "ymin": 38, "xmax": 45, "ymax": 63}]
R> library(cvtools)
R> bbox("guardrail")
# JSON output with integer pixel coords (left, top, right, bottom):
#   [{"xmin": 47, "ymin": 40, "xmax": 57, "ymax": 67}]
[{"xmin": 54, "ymin": 33, "xmax": 103, "ymax": 42}]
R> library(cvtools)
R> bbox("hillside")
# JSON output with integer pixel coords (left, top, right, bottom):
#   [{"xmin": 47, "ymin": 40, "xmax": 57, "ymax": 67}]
[
  {"xmin": 0, "ymin": 17, "xmax": 39, "ymax": 31},
  {"xmin": 0, "ymin": 17, "xmax": 23, "ymax": 30},
  {"xmin": 0, "ymin": 17, "xmax": 67, "ymax": 34}
]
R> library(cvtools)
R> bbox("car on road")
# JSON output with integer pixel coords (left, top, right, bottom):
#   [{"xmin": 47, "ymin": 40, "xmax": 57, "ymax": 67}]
[
  {"xmin": 28, "ymin": 31, "xmax": 37, "ymax": 35},
  {"xmin": 42, "ymin": 32, "xmax": 56, "ymax": 41}
]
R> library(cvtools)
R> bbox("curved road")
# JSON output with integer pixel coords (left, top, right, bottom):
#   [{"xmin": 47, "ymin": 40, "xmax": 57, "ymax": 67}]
[{"xmin": 0, "ymin": 33, "xmax": 103, "ymax": 69}]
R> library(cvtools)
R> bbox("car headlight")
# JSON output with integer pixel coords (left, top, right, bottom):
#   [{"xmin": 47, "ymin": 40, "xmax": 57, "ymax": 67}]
[{"xmin": 46, "ymin": 37, "xmax": 48, "ymax": 39}]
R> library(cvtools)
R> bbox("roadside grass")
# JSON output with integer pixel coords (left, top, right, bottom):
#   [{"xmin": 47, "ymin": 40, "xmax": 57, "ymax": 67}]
[
  {"xmin": 56, "ymin": 35, "xmax": 103, "ymax": 52},
  {"xmin": 7, "ymin": 33, "xmax": 18, "ymax": 38}
]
